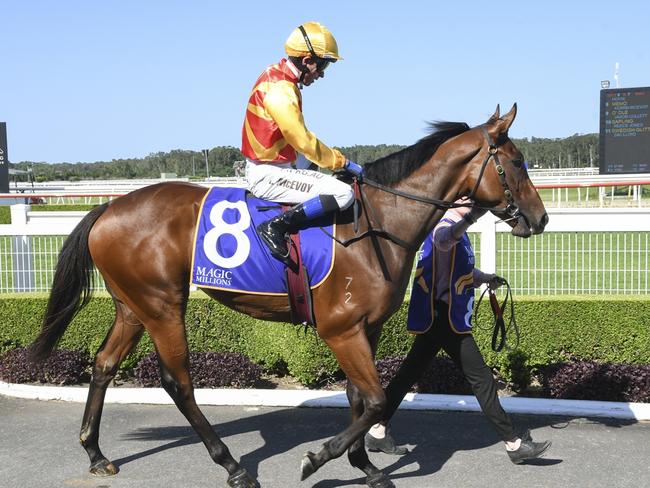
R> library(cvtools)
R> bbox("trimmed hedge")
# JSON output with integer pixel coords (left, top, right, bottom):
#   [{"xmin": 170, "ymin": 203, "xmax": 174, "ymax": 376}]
[
  {"xmin": 1, "ymin": 294, "xmax": 649, "ymax": 385},
  {"xmin": 0, "ymin": 206, "xmax": 9, "ymax": 225},
  {"xmin": 30, "ymin": 204, "xmax": 97, "ymax": 212},
  {"xmin": 472, "ymin": 295, "xmax": 650, "ymax": 369}
]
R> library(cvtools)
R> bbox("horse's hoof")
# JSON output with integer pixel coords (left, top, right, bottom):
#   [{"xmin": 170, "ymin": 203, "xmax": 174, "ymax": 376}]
[
  {"xmin": 227, "ymin": 468, "xmax": 258, "ymax": 488},
  {"xmin": 89, "ymin": 459, "xmax": 118, "ymax": 477},
  {"xmin": 300, "ymin": 451, "xmax": 318, "ymax": 481},
  {"xmin": 367, "ymin": 472, "xmax": 395, "ymax": 488}
]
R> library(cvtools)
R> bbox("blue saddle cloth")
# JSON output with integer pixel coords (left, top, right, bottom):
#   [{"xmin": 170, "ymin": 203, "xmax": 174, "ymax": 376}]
[{"xmin": 191, "ymin": 187, "xmax": 335, "ymax": 295}]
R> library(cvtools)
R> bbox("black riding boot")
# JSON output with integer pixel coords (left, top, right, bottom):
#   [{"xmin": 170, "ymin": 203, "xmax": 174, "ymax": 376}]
[{"xmin": 257, "ymin": 203, "xmax": 309, "ymax": 262}]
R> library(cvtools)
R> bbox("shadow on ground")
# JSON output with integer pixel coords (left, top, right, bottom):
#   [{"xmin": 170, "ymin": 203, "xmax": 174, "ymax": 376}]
[{"xmin": 112, "ymin": 404, "xmax": 636, "ymax": 487}]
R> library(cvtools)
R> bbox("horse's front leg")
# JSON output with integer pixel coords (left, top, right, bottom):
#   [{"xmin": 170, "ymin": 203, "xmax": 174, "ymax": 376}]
[
  {"xmin": 301, "ymin": 325, "xmax": 395, "ymax": 488},
  {"xmin": 345, "ymin": 381, "xmax": 394, "ymax": 488},
  {"xmin": 346, "ymin": 325, "xmax": 392, "ymax": 485}
]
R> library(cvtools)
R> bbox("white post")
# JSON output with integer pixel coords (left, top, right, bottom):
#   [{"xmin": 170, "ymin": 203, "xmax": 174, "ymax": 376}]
[
  {"xmin": 477, "ymin": 213, "xmax": 497, "ymax": 274},
  {"xmin": 9, "ymin": 204, "xmax": 34, "ymax": 291},
  {"xmin": 599, "ymin": 186, "xmax": 604, "ymax": 206},
  {"xmin": 10, "ymin": 204, "xmax": 30, "ymax": 225}
]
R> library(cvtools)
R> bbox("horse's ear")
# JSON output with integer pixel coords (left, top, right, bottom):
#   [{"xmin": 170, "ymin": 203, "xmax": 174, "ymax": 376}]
[
  {"xmin": 497, "ymin": 103, "xmax": 517, "ymax": 133},
  {"xmin": 487, "ymin": 104, "xmax": 500, "ymax": 124}
]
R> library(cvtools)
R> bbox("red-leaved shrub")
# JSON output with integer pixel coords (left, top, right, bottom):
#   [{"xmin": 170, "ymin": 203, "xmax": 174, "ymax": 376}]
[
  {"xmin": 540, "ymin": 361, "xmax": 650, "ymax": 403},
  {"xmin": 375, "ymin": 356, "xmax": 472, "ymax": 395},
  {"xmin": 134, "ymin": 351, "xmax": 263, "ymax": 388},
  {"xmin": 0, "ymin": 348, "xmax": 90, "ymax": 385}
]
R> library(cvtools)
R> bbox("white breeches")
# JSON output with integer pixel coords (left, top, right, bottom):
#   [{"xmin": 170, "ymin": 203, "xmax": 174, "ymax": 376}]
[{"xmin": 245, "ymin": 160, "xmax": 354, "ymax": 209}]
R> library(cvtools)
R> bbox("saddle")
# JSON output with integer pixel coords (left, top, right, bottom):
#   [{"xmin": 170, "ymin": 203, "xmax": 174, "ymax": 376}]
[{"xmin": 190, "ymin": 187, "xmax": 335, "ymax": 327}]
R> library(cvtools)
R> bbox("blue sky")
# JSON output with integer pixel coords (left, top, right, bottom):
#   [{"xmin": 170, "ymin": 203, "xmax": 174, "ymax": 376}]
[{"xmin": 2, "ymin": 1, "xmax": 649, "ymax": 164}]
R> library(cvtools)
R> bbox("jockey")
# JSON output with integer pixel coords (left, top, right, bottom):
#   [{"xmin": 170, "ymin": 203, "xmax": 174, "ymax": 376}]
[
  {"xmin": 365, "ymin": 198, "xmax": 552, "ymax": 463},
  {"xmin": 241, "ymin": 21, "xmax": 363, "ymax": 262}
]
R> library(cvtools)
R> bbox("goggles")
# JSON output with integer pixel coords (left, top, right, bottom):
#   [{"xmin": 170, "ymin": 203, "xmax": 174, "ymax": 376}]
[{"xmin": 298, "ymin": 25, "xmax": 335, "ymax": 72}]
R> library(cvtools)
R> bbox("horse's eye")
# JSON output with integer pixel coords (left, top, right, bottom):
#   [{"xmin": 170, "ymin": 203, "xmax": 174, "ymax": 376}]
[{"xmin": 512, "ymin": 158, "xmax": 523, "ymax": 168}]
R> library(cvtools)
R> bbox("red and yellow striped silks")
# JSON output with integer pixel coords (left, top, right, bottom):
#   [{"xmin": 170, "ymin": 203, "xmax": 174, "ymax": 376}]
[{"xmin": 241, "ymin": 59, "xmax": 346, "ymax": 170}]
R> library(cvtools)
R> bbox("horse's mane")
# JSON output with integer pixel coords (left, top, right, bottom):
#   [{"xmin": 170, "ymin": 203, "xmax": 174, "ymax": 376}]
[{"xmin": 363, "ymin": 121, "xmax": 471, "ymax": 186}]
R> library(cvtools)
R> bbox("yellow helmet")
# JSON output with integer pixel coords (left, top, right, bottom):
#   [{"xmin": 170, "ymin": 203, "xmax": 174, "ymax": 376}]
[{"xmin": 285, "ymin": 21, "xmax": 342, "ymax": 60}]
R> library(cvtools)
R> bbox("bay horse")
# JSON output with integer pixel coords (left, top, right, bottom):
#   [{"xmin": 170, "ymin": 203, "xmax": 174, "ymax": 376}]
[{"xmin": 30, "ymin": 104, "xmax": 547, "ymax": 488}]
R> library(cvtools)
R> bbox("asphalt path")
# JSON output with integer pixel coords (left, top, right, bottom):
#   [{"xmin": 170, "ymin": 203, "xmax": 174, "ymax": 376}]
[{"xmin": 1, "ymin": 396, "xmax": 648, "ymax": 488}]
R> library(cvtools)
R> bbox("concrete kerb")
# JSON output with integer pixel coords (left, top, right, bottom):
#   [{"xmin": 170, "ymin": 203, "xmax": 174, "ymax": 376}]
[{"xmin": 2, "ymin": 382, "xmax": 649, "ymax": 420}]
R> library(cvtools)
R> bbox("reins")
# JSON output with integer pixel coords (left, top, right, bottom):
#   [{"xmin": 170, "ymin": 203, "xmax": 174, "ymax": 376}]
[
  {"xmin": 473, "ymin": 278, "xmax": 520, "ymax": 352},
  {"xmin": 361, "ymin": 178, "xmax": 461, "ymax": 210},
  {"xmin": 322, "ymin": 126, "xmax": 520, "ymax": 252},
  {"xmin": 319, "ymin": 178, "xmax": 418, "ymax": 251}
]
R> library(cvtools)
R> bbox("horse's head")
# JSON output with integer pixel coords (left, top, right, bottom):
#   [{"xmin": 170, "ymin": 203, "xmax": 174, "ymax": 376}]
[{"xmin": 462, "ymin": 104, "xmax": 548, "ymax": 237}]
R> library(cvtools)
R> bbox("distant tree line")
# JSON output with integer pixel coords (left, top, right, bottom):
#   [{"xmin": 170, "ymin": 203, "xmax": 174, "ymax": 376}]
[
  {"xmin": 10, "ymin": 133, "xmax": 599, "ymax": 181},
  {"xmin": 514, "ymin": 133, "xmax": 599, "ymax": 169},
  {"xmin": 11, "ymin": 147, "xmax": 243, "ymax": 182},
  {"xmin": 343, "ymin": 134, "xmax": 600, "ymax": 170}
]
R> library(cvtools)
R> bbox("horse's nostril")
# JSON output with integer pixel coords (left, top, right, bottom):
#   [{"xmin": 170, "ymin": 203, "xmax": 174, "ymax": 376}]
[{"xmin": 541, "ymin": 212, "xmax": 549, "ymax": 228}]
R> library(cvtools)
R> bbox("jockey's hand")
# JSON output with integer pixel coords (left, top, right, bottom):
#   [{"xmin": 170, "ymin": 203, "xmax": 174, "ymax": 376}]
[
  {"xmin": 344, "ymin": 160, "xmax": 364, "ymax": 179},
  {"xmin": 486, "ymin": 274, "xmax": 507, "ymax": 290}
]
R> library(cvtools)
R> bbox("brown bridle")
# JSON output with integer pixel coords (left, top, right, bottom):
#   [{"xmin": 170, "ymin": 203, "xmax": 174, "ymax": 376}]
[{"xmin": 466, "ymin": 126, "xmax": 521, "ymax": 221}]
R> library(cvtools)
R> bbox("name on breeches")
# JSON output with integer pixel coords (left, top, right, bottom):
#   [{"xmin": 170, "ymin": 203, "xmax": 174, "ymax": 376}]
[{"xmin": 273, "ymin": 177, "xmax": 313, "ymax": 193}]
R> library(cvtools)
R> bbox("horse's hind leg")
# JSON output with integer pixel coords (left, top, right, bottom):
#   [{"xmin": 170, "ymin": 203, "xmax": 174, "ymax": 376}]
[
  {"xmin": 80, "ymin": 300, "xmax": 144, "ymax": 476},
  {"xmin": 148, "ymin": 318, "xmax": 258, "ymax": 488}
]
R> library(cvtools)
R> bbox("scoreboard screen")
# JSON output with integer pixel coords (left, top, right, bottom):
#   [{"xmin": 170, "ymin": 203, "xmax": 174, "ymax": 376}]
[{"xmin": 599, "ymin": 87, "xmax": 650, "ymax": 174}]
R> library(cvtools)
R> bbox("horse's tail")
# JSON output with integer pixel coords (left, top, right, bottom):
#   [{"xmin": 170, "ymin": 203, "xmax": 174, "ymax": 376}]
[{"xmin": 30, "ymin": 203, "xmax": 109, "ymax": 361}]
